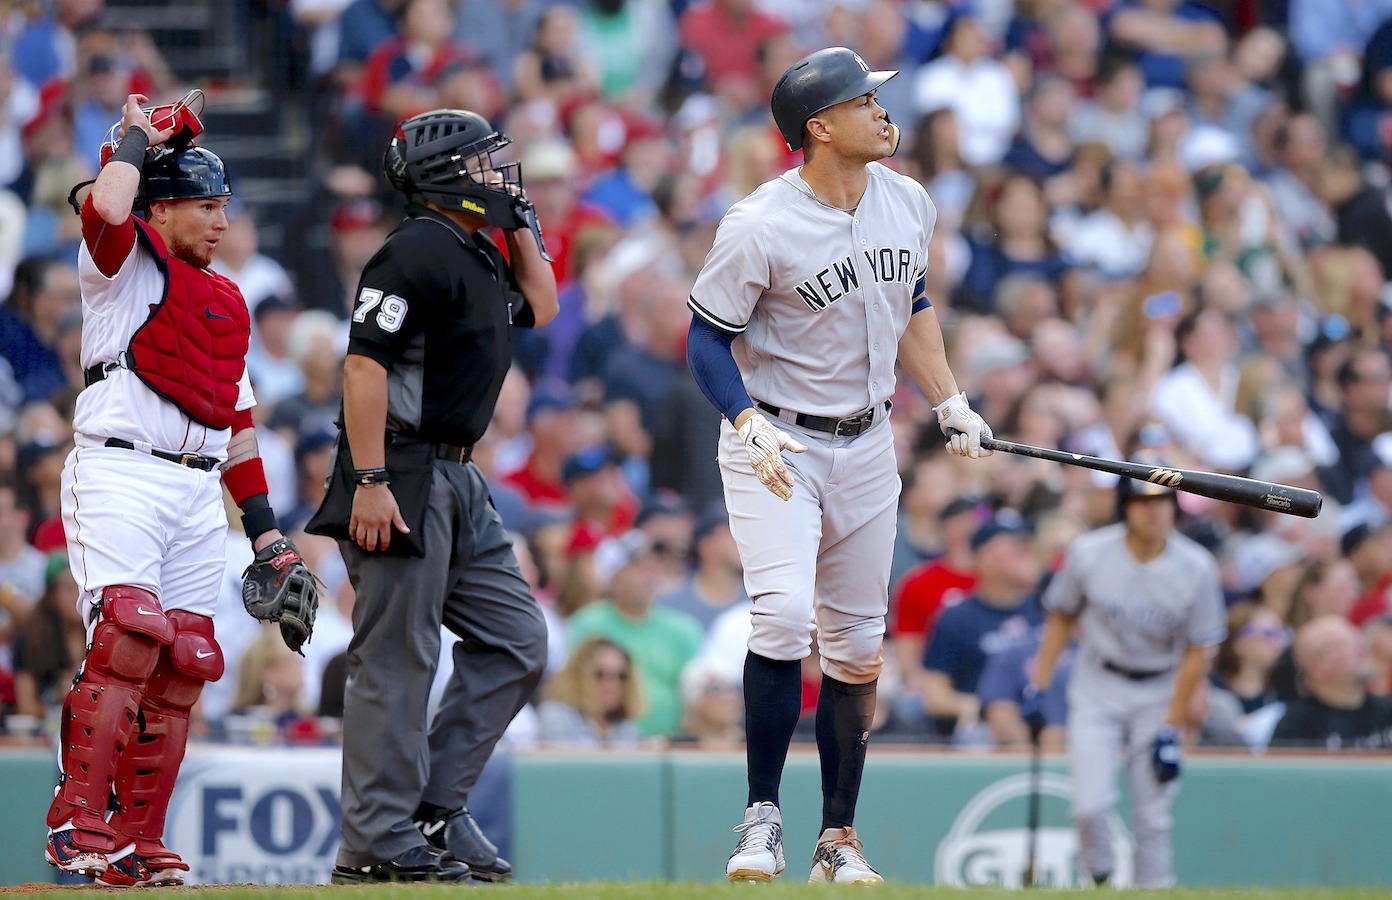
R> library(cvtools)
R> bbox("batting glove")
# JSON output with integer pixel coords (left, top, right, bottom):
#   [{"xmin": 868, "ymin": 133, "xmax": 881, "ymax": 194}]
[
  {"xmin": 1152, "ymin": 725, "xmax": 1181, "ymax": 784},
  {"xmin": 935, "ymin": 392, "xmax": 994, "ymax": 458},
  {"xmin": 738, "ymin": 413, "xmax": 808, "ymax": 501},
  {"xmin": 1019, "ymin": 684, "xmax": 1047, "ymax": 741}
]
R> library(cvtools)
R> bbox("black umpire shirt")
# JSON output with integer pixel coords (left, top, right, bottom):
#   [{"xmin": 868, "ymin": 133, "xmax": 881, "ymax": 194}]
[{"xmin": 346, "ymin": 205, "xmax": 535, "ymax": 446}]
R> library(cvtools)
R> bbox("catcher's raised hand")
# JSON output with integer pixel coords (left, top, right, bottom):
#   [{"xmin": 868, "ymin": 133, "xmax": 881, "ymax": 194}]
[
  {"xmin": 242, "ymin": 536, "xmax": 321, "ymax": 655},
  {"xmin": 737, "ymin": 412, "xmax": 808, "ymax": 501}
]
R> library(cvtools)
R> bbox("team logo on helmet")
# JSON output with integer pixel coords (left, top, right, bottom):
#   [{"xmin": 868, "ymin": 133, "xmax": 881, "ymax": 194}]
[{"xmin": 934, "ymin": 773, "xmax": 1134, "ymax": 888}]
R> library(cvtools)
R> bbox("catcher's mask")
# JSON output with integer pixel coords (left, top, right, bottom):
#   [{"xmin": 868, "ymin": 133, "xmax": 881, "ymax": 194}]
[
  {"xmin": 383, "ymin": 108, "xmax": 525, "ymax": 228},
  {"xmin": 97, "ymin": 88, "xmax": 206, "ymax": 168}
]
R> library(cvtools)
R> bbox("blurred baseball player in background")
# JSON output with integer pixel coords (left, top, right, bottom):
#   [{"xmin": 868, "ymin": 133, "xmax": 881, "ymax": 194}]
[
  {"xmin": 1027, "ymin": 472, "xmax": 1226, "ymax": 888},
  {"xmin": 45, "ymin": 93, "xmax": 318, "ymax": 886},
  {"xmin": 686, "ymin": 47, "xmax": 992, "ymax": 885}
]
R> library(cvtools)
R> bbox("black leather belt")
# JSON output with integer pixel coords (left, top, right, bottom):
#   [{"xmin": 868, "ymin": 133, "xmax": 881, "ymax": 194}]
[
  {"xmin": 1102, "ymin": 659, "xmax": 1169, "ymax": 681},
  {"xmin": 104, "ymin": 438, "xmax": 220, "ymax": 471},
  {"xmin": 754, "ymin": 400, "xmax": 888, "ymax": 438},
  {"xmin": 435, "ymin": 443, "xmax": 473, "ymax": 464}
]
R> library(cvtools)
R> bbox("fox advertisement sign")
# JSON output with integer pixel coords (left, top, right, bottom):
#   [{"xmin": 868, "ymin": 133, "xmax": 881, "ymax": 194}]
[
  {"xmin": 934, "ymin": 772, "xmax": 1134, "ymax": 888},
  {"xmin": 164, "ymin": 747, "xmax": 343, "ymax": 884}
]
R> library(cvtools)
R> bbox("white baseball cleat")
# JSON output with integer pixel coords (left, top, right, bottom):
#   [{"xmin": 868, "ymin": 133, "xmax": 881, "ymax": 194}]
[
  {"xmin": 726, "ymin": 801, "xmax": 785, "ymax": 882},
  {"xmin": 807, "ymin": 826, "xmax": 884, "ymax": 885}
]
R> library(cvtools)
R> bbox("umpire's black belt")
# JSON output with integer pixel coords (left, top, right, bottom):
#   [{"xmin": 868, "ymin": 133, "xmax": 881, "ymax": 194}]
[
  {"xmin": 754, "ymin": 399, "xmax": 890, "ymax": 438},
  {"xmin": 104, "ymin": 438, "xmax": 220, "ymax": 471},
  {"xmin": 385, "ymin": 432, "xmax": 473, "ymax": 465},
  {"xmin": 1102, "ymin": 659, "xmax": 1170, "ymax": 681}
]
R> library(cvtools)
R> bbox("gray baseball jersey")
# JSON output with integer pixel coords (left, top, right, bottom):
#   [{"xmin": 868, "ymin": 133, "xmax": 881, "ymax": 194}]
[
  {"xmin": 1042, "ymin": 524, "xmax": 1226, "ymax": 672},
  {"xmin": 1043, "ymin": 523, "xmax": 1226, "ymax": 889},
  {"xmin": 688, "ymin": 163, "xmax": 934, "ymax": 418}
]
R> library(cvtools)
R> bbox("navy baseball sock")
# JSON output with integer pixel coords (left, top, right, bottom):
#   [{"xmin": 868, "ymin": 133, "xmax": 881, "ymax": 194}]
[
  {"xmin": 816, "ymin": 674, "xmax": 877, "ymax": 832},
  {"xmin": 743, "ymin": 651, "xmax": 803, "ymax": 808}
]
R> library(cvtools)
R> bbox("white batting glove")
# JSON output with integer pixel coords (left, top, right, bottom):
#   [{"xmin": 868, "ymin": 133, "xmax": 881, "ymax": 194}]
[
  {"xmin": 934, "ymin": 392, "xmax": 994, "ymax": 459},
  {"xmin": 737, "ymin": 413, "xmax": 808, "ymax": 501}
]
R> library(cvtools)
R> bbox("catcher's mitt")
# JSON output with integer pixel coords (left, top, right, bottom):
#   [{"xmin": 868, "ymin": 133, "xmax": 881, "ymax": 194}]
[{"xmin": 242, "ymin": 537, "xmax": 320, "ymax": 655}]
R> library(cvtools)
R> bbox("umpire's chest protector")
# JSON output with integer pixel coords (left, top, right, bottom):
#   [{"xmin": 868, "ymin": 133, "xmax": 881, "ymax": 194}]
[{"xmin": 125, "ymin": 219, "xmax": 250, "ymax": 429}]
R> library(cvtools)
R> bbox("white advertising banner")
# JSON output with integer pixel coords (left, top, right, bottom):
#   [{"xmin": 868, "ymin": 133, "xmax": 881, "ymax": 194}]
[{"xmin": 164, "ymin": 745, "xmax": 343, "ymax": 885}]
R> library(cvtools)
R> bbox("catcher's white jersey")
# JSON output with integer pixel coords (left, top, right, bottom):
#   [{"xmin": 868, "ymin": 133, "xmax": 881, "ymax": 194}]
[
  {"xmin": 688, "ymin": 162, "xmax": 934, "ymax": 418},
  {"xmin": 73, "ymin": 239, "xmax": 255, "ymax": 458}
]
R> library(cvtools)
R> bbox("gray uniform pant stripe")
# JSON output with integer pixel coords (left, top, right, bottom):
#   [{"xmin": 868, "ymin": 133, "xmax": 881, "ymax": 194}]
[{"xmin": 336, "ymin": 461, "xmax": 547, "ymax": 867}]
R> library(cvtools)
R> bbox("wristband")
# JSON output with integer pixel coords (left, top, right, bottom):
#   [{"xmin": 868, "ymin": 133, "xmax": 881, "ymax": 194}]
[
  {"xmin": 239, "ymin": 492, "xmax": 278, "ymax": 542},
  {"xmin": 107, "ymin": 128, "xmax": 150, "ymax": 170},
  {"xmin": 355, "ymin": 467, "xmax": 390, "ymax": 486}
]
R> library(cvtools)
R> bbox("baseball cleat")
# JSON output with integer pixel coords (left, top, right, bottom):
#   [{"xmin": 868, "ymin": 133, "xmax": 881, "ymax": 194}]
[
  {"xmin": 807, "ymin": 826, "xmax": 883, "ymax": 885},
  {"xmin": 726, "ymin": 801, "xmax": 785, "ymax": 882},
  {"xmin": 45, "ymin": 829, "xmax": 107, "ymax": 878},
  {"xmin": 415, "ymin": 806, "xmax": 513, "ymax": 882},
  {"xmin": 100, "ymin": 842, "xmax": 188, "ymax": 887}
]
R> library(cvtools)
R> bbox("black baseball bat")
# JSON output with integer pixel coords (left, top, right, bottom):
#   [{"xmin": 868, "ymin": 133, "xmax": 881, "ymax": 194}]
[
  {"xmin": 968, "ymin": 435, "xmax": 1323, "ymax": 518},
  {"xmin": 1023, "ymin": 729, "xmax": 1042, "ymax": 888}
]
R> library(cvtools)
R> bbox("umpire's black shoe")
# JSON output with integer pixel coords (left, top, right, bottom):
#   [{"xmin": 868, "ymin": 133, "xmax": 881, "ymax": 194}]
[
  {"xmin": 417, "ymin": 807, "xmax": 513, "ymax": 883},
  {"xmin": 330, "ymin": 844, "xmax": 472, "ymax": 884}
]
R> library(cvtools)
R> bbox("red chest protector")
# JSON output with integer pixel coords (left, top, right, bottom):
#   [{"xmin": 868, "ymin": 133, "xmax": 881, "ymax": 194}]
[{"xmin": 127, "ymin": 219, "xmax": 249, "ymax": 430}]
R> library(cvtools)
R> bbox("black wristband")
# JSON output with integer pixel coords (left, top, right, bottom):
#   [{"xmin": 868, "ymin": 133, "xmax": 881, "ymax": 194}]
[
  {"xmin": 107, "ymin": 127, "xmax": 150, "ymax": 170},
  {"xmin": 239, "ymin": 492, "xmax": 278, "ymax": 541},
  {"xmin": 355, "ymin": 467, "xmax": 390, "ymax": 485}
]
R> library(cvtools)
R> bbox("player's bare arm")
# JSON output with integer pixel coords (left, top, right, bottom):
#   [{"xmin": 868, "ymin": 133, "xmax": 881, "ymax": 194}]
[
  {"xmin": 897, "ymin": 306, "xmax": 994, "ymax": 458},
  {"xmin": 342, "ymin": 352, "xmax": 409, "ymax": 552},
  {"xmin": 503, "ymin": 219, "xmax": 558, "ymax": 326},
  {"xmin": 1164, "ymin": 645, "xmax": 1212, "ymax": 728},
  {"xmin": 223, "ymin": 425, "xmax": 284, "ymax": 552},
  {"xmin": 1030, "ymin": 609, "xmax": 1077, "ymax": 692}
]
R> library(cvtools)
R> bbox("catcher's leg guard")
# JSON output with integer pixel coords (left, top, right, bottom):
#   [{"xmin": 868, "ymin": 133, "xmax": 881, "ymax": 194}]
[
  {"xmin": 46, "ymin": 586, "xmax": 174, "ymax": 859},
  {"xmin": 102, "ymin": 611, "xmax": 222, "ymax": 887}
]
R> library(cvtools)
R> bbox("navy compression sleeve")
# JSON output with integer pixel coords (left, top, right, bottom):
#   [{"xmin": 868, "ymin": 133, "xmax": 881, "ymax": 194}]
[{"xmin": 687, "ymin": 315, "xmax": 755, "ymax": 423}]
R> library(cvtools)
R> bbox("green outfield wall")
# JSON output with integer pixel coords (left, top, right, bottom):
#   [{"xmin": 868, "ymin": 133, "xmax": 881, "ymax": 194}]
[{"xmin": 2, "ymin": 747, "xmax": 1389, "ymax": 887}]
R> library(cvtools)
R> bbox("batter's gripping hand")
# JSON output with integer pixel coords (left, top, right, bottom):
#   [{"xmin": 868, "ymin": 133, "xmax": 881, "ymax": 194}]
[
  {"xmin": 242, "ymin": 537, "xmax": 321, "ymax": 655},
  {"xmin": 1020, "ymin": 684, "xmax": 1046, "ymax": 741},
  {"xmin": 738, "ymin": 413, "xmax": 808, "ymax": 501},
  {"xmin": 935, "ymin": 392, "xmax": 994, "ymax": 458},
  {"xmin": 1152, "ymin": 725, "xmax": 1181, "ymax": 784}
]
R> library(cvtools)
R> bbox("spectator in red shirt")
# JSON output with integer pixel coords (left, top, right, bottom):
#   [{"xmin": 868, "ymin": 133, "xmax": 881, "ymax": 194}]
[
  {"xmin": 504, "ymin": 382, "xmax": 586, "ymax": 510},
  {"xmin": 889, "ymin": 496, "xmax": 987, "ymax": 717},
  {"xmin": 357, "ymin": 0, "xmax": 473, "ymax": 120},
  {"xmin": 678, "ymin": 0, "xmax": 787, "ymax": 116}
]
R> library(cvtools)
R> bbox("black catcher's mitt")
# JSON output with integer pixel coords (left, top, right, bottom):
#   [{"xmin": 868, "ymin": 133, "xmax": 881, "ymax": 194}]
[{"xmin": 242, "ymin": 537, "xmax": 320, "ymax": 654}]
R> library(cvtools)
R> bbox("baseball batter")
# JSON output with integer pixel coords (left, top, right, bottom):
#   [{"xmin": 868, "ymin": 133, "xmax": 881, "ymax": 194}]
[
  {"xmin": 686, "ymin": 47, "xmax": 992, "ymax": 885},
  {"xmin": 1028, "ymin": 475, "xmax": 1226, "ymax": 888}
]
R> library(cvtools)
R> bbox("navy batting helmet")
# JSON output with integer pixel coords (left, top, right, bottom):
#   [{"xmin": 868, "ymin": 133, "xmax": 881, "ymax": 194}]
[
  {"xmin": 1115, "ymin": 459, "xmax": 1180, "ymax": 519},
  {"xmin": 770, "ymin": 47, "xmax": 897, "ymax": 151},
  {"xmin": 383, "ymin": 108, "xmax": 526, "ymax": 229},
  {"xmin": 139, "ymin": 146, "xmax": 231, "ymax": 207}
]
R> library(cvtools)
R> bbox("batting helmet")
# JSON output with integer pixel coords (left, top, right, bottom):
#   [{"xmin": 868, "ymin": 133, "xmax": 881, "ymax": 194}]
[
  {"xmin": 383, "ymin": 108, "xmax": 526, "ymax": 229},
  {"xmin": 1115, "ymin": 459, "xmax": 1180, "ymax": 519},
  {"xmin": 139, "ymin": 146, "xmax": 231, "ymax": 207},
  {"xmin": 770, "ymin": 47, "xmax": 898, "ymax": 151}
]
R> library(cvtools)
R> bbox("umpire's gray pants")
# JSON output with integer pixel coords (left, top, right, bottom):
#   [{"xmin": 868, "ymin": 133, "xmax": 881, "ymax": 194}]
[{"xmin": 335, "ymin": 460, "xmax": 547, "ymax": 868}]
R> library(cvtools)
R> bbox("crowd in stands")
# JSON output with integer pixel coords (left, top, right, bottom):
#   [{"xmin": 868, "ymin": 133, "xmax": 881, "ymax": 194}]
[{"xmin": 2, "ymin": 0, "xmax": 1392, "ymax": 756}]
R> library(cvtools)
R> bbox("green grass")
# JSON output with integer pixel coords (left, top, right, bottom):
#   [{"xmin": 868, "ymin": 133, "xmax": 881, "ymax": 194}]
[{"xmin": 5, "ymin": 884, "xmax": 1391, "ymax": 899}]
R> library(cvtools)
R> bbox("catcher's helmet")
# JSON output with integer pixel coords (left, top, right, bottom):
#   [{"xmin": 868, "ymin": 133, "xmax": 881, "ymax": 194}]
[
  {"xmin": 139, "ymin": 146, "xmax": 231, "ymax": 207},
  {"xmin": 383, "ymin": 108, "xmax": 525, "ymax": 228},
  {"xmin": 770, "ymin": 47, "xmax": 897, "ymax": 151}
]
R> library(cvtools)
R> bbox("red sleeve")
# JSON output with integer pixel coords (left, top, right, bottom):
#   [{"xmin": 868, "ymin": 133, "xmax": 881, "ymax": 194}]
[{"xmin": 81, "ymin": 195, "xmax": 137, "ymax": 277}]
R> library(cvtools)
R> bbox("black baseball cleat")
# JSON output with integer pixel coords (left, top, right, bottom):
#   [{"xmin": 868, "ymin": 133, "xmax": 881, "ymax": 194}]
[
  {"xmin": 330, "ymin": 844, "xmax": 472, "ymax": 884},
  {"xmin": 415, "ymin": 806, "xmax": 513, "ymax": 883}
]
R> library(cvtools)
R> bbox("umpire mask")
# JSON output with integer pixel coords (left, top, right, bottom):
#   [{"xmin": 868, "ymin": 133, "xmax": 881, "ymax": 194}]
[{"xmin": 383, "ymin": 109, "xmax": 528, "ymax": 230}]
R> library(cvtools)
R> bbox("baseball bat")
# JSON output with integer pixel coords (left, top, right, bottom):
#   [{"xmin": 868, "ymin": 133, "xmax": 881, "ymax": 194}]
[
  {"xmin": 1022, "ymin": 728, "xmax": 1042, "ymax": 888},
  {"xmin": 973, "ymin": 436, "xmax": 1323, "ymax": 518}
]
